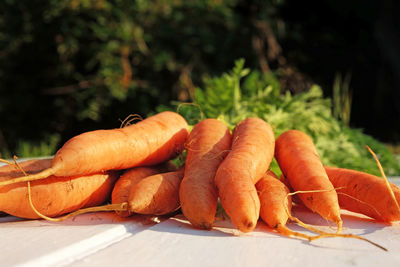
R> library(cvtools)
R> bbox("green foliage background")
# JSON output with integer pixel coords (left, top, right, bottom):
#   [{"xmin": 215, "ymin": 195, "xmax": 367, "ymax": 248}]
[
  {"xmin": 1, "ymin": 0, "xmax": 260, "ymax": 156},
  {"xmin": 159, "ymin": 60, "xmax": 400, "ymax": 176},
  {"xmin": 0, "ymin": 0, "xmax": 399, "ymax": 174}
]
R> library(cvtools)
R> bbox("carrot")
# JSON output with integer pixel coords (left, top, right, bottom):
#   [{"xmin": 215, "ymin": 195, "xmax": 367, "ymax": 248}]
[
  {"xmin": 275, "ymin": 130, "xmax": 342, "ymax": 232},
  {"xmin": 179, "ymin": 119, "xmax": 232, "ymax": 229},
  {"xmin": 325, "ymin": 166, "xmax": 400, "ymax": 222},
  {"xmin": 215, "ymin": 117, "xmax": 275, "ymax": 233},
  {"xmin": 111, "ymin": 162, "xmax": 175, "ymax": 217},
  {"xmin": 0, "ymin": 111, "xmax": 188, "ymax": 186},
  {"xmin": 7, "ymin": 165, "xmax": 184, "ymax": 222},
  {"xmin": 256, "ymin": 170, "xmax": 319, "ymax": 240},
  {"xmin": 32, "ymin": 167, "xmax": 185, "ymax": 222},
  {"xmin": 255, "ymin": 170, "xmax": 387, "ymax": 250},
  {"xmin": 126, "ymin": 168, "xmax": 184, "ymax": 215},
  {"xmin": 256, "ymin": 170, "xmax": 292, "ymax": 230},
  {"xmin": 0, "ymin": 158, "xmax": 118, "ymax": 219}
]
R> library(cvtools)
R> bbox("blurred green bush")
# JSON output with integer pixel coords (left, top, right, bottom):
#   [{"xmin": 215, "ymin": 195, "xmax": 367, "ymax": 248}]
[
  {"xmin": 158, "ymin": 59, "xmax": 400, "ymax": 176},
  {"xmin": 0, "ymin": 0, "xmax": 398, "ymax": 175},
  {"xmin": 1, "ymin": 0, "xmax": 275, "ymax": 156}
]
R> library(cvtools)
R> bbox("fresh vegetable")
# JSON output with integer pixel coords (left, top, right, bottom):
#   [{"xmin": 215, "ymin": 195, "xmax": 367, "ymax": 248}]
[
  {"xmin": 0, "ymin": 158, "xmax": 118, "ymax": 219},
  {"xmin": 112, "ymin": 163, "xmax": 174, "ymax": 217},
  {"xmin": 180, "ymin": 118, "xmax": 232, "ymax": 229},
  {"xmin": 215, "ymin": 117, "xmax": 275, "ymax": 232},
  {"xmin": 22, "ymin": 167, "xmax": 185, "ymax": 221},
  {"xmin": 256, "ymin": 170, "xmax": 292, "ymax": 230},
  {"xmin": 325, "ymin": 166, "xmax": 400, "ymax": 222},
  {"xmin": 256, "ymin": 170, "xmax": 322, "ymax": 240},
  {"xmin": 126, "ymin": 168, "xmax": 184, "ymax": 215},
  {"xmin": 0, "ymin": 111, "xmax": 188, "ymax": 186},
  {"xmin": 275, "ymin": 129, "xmax": 343, "ymax": 232}
]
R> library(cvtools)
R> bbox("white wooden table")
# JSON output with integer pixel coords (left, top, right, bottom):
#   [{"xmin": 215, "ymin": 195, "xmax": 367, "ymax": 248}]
[{"xmin": 1, "ymin": 160, "xmax": 400, "ymax": 267}]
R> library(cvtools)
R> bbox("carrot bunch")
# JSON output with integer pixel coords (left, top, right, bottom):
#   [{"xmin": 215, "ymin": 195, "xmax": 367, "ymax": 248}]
[
  {"xmin": 0, "ymin": 111, "xmax": 398, "ymax": 252},
  {"xmin": 0, "ymin": 111, "xmax": 189, "ymax": 219}
]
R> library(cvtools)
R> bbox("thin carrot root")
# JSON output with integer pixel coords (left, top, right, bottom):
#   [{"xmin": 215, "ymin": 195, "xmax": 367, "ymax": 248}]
[
  {"xmin": 336, "ymin": 191, "xmax": 383, "ymax": 218},
  {"xmin": 366, "ymin": 145, "xmax": 400, "ymax": 215},
  {"xmin": 0, "ymin": 167, "xmax": 58, "ymax": 186},
  {"xmin": 275, "ymin": 224, "xmax": 315, "ymax": 241},
  {"xmin": 28, "ymin": 181, "xmax": 128, "ymax": 222},
  {"xmin": 119, "ymin": 114, "xmax": 143, "ymax": 128},
  {"xmin": 286, "ymin": 189, "xmax": 343, "ymax": 233},
  {"xmin": 0, "ymin": 158, "xmax": 14, "ymax": 165},
  {"xmin": 285, "ymin": 190, "xmax": 387, "ymax": 251}
]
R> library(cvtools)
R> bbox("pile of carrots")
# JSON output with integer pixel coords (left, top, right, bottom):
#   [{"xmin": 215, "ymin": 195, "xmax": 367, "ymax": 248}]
[{"xmin": 1, "ymin": 111, "xmax": 399, "ymax": 246}]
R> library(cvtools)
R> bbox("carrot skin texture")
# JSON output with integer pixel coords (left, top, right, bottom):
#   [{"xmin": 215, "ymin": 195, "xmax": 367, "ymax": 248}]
[
  {"xmin": 53, "ymin": 111, "xmax": 188, "ymax": 176},
  {"xmin": 256, "ymin": 170, "xmax": 292, "ymax": 229},
  {"xmin": 0, "ymin": 112, "xmax": 189, "ymax": 187},
  {"xmin": 112, "ymin": 166, "xmax": 167, "ymax": 217},
  {"xmin": 215, "ymin": 117, "xmax": 275, "ymax": 233},
  {"xmin": 180, "ymin": 119, "xmax": 232, "ymax": 229},
  {"xmin": 128, "ymin": 168, "xmax": 185, "ymax": 215},
  {"xmin": 275, "ymin": 130, "xmax": 342, "ymax": 226},
  {"xmin": 0, "ymin": 159, "xmax": 118, "ymax": 219},
  {"xmin": 325, "ymin": 166, "xmax": 400, "ymax": 222}
]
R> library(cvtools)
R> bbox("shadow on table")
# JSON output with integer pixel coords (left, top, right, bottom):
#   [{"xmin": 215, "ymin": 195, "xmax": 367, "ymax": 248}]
[{"xmin": 141, "ymin": 205, "xmax": 393, "ymax": 252}]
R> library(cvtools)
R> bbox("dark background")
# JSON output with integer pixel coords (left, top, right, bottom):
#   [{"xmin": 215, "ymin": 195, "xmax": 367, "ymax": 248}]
[
  {"xmin": 280, "ymin": 0, "xmax": 400, "ymax": 141},
  {"xmin": 0, "ymin": 0, "xmax": 399, "ymax": 156}
]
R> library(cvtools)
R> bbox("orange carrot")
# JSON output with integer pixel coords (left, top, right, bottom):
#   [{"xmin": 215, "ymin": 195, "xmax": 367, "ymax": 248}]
[
  {"xmin": 112, "ymin": 162, "xmax": 177, "ymax": 217},
  {"xmin": 179, "ymin": 119, "xmax": 232, "ymax": 229},
  {"xmin": 256, "ymin": 170, "xmax": 292, "ymax": 229},
  {"xmin": 275, "ymin": 130, "xmax": 342, "ymax": 232},
  {"xmin": 0, "ymin": 159, "xmax": 118, "ymax": 219},
  {"xmin": 256, "ymin": 171, "xmax": 315, "ymax": 239},
  {"xmin": 325, "ymin": 166, "xmax": 400, "ymax": 222},
  {"xmin": 255, "ymin": 170, "xmax": 387, "ymax": 250},
  {"xmin": 126, "ymin": 168, "xmax": 185, "ymax": 215},
  {"xmin": 0, "ymin": 111, "xmax": 188, "ymax": 186},
  {"xmin": 14, "ymin": 166, "xmax": 184, "ymax": 221},
  {"xmin": 215, "ymin": 117, "xmax": 275, "ymax": 233}
]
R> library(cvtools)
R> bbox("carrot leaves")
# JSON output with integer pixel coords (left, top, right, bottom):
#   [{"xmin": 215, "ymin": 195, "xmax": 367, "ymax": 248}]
[{"xmin": 161, "ymin": 59, "xmax": 400, "ymax": 176}]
